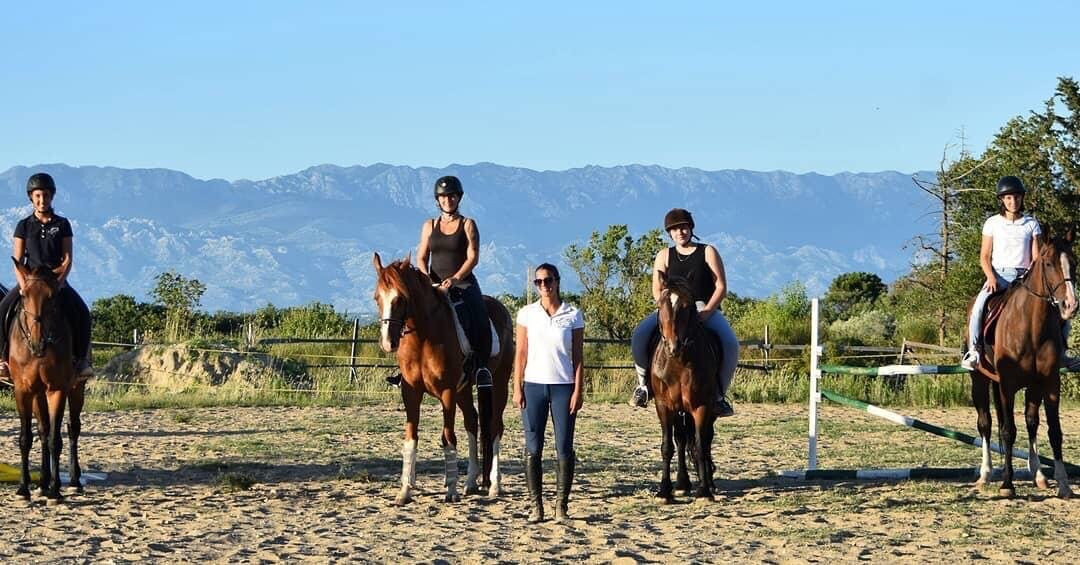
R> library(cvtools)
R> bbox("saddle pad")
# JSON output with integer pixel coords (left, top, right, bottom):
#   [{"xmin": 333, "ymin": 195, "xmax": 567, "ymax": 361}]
[{"xmin": 445, "ymin": 295, "xmax": 499, "ymax": 358}]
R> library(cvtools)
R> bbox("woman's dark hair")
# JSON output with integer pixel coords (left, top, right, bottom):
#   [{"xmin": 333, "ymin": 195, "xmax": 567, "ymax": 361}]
[{"xmin": 535, "ymin": 263, "xmax": 561, "ymax": 300}]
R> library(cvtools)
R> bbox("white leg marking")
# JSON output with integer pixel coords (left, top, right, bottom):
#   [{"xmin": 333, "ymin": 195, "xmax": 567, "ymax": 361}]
[
  {"xmin": 396, "ymin": 439, "xmax": 417, "ymax": 505},
  {"xmin": 444, "ymin": 444, "xmax": 460, "ymax": 502},
  {"xmin": 978, "ymin": 440, "xmax": 992, "ymax": 486},
  {"xmin": 488, "ymin": 434, "xmax": 503, "ymax": 497},
  {"xmin": 464, "ymin": 431, "xmax": 480, "ymax": 493},
  {"xmin": 1029, "ymin": 436, "xmax": 1048, "ymax": 488}
]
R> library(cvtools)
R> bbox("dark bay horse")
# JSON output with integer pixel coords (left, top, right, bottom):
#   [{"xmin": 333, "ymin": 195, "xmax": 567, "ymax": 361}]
[
  {"xmin": 650, "ymin": 274, "xmax": 717, "ymax": 502},
  {"xmin": 372, "ymin": 253, "xmax": 513, "ymax": 505},
  {"xmin": 968, "ymin": 231, "xmax": 1077, "ymax": 498},
  {"xmin": 8, "ymin": 262, "xmax": 86, "ymax": 501}
]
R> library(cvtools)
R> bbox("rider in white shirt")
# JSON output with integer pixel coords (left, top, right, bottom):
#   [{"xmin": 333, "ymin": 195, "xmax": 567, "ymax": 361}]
[{"xmin": 961, "ymin": 176, "xmax": 1041, "ymax": 370}]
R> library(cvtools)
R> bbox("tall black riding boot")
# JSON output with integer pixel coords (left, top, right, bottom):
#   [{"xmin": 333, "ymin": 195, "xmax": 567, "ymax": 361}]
[
  {"xmin": 525, "ymin": 452, "xmax": 544, "ymax": 523},
  {"xmin": 555, "ymin": 457, "xmax": 575, "ymax": 522}
]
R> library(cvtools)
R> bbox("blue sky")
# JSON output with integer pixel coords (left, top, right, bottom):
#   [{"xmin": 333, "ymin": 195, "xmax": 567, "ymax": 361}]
[{"xmin": 3, "ymin": 1, "xmax": 1078, "ymax": 181}]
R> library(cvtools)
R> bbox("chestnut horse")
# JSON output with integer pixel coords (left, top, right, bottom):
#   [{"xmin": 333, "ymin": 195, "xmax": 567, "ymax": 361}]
[
  {"xmin": 650, "ymin": 274, "xmax": 717, "ymax": 502},
  {"xmin": 968, "ymin": 231, "xmax": 1077, "ymax": 498},
  {"xmin": 372, "ymin": 253, "xmax": 512, "ymax": 505},
  {"xmin": 7, "ymin": 262, "xmax": 86, "ymax": 501}
]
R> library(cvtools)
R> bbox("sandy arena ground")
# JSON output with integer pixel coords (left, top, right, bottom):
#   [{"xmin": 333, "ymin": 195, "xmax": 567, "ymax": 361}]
[{"xmin": 3, "ymin": 401, "xmax": 1080, "ymax": 563}]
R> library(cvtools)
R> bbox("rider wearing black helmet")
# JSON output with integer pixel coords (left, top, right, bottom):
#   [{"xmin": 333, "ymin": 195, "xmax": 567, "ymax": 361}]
[
  {"xmin": 411, "ymin": 175, "xmax": 494, "ymax": 388},
  {"xmin": 628, "ymin": 208, "xmax": 739, "ymax": 416},
  {"xmin": 0, "ymin": 173, "xmax": 93, "ymax": 382}
]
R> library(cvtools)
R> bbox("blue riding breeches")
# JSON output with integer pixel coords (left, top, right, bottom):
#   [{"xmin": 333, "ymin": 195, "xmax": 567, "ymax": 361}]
[
  {"xmin": 630, "ymin": 308, "xmax": 739, "ymax": 393},
  {"xmin": 522, "ymin": 382, "xmax": 576, "ymax": 459}
]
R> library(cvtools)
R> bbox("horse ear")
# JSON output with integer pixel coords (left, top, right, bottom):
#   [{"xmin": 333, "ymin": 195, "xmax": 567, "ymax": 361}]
[
  {"xmin": 403, "ymin": 252, "xmax": 412, "ymax": 266},
  {"xmin": 10, "ymin": 257, "xmax": 26, "ymax": 278},
  {"xmin": 372, "ymin": 252, "xmax": 383, "ymax": 272},
  {"xmin": 1066, "ymin": 227, "xmax": 1076, "ymax": 245}
]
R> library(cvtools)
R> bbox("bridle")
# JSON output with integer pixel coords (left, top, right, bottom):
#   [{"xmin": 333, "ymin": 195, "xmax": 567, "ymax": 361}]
[
  {"xmin": 658, "ymin": 291, "xmax": 703, "ymax": 354},
  {"xmin": 1018, "ymin": 248, "xmax": 1075, "ymax": 314},
  {"xmin": 16, "ymin": 276, "xmax": 59, "ymax": 358}
]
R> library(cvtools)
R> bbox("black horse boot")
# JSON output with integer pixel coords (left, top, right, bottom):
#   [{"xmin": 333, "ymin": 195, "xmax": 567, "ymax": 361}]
[
  {"xmin": 526, "ymin": 452, "xmax": 544, "ymax": 522},
  {"xmin": 555, "ymin": 457, "xmax": 574, "ymax": 522}
]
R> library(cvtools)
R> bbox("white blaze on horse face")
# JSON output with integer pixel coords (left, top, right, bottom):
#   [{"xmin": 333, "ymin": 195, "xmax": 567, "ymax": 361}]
[
  {"xmin": 1061, "ymin": 253, "xmax": 1078, "ymax": 318},
  {"xmin": 378, "ymin": 287, "xmax": 399, "ymax": 351},
  {"xmin": 669, "ymin": 291, "xmax": 681, "ymax": 310}
]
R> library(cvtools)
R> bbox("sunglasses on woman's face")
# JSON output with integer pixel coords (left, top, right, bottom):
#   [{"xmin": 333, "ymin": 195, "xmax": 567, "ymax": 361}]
[{"xmin": 533, "ymin": 277, "xmax": 557, "ymax": 287}]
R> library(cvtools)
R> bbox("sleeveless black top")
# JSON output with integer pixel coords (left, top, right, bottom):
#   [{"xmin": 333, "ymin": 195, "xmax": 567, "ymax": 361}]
[
  {"xmin": 428, "ymin": 217, "xmax": 474, "ymax": 284},
  {"xmin": 666, "ymin": 245, "xmax": 715, "ymax": 302}
]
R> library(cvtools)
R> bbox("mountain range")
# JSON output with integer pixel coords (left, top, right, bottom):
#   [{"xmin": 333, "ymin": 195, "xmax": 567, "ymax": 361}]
[{"xmin": 0, "ymin": 163, "xmax": 938, "ymax": 314}]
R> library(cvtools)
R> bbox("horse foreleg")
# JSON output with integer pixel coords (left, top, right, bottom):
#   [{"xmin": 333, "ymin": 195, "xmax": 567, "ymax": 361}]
[
  {"xmin": 488, "ymin": 433, "xmax": 503, "ymax": 497},
  {"xmin": 458, "ymin": 390, "xmax": 481, "ymax": 495},
  {"xmin": 394, "ymin": 385, "xmax": 421, "ymax": 506},
  {"xmin": 674, "ymin": 415, "xmax": 692, "ymax": 496},
  {"xmin": 1044, "ymin": 388, "xmax": 1073, "ymax": 499},
  {"xmin": 34, "ymin": 392, "xmax": 51, "ymax": 497},
  {"xmin": 971, "ymin": 374, "xmax": 993, "ymax": 489},
  {"xmin": 15, "ymin": 389, "xmax": 34, "ymax": 500},
  {"xmin": 67, "ymin": 382, "xmax": 85, "ymax": 493},
  {"xmin": 44, "ymin": 390, "xmax": 67, "ymax": 501},
  {"xmin": 993, "ymin": 382, "xmax": 1017, "ymax": 497},
  {"xmin": 693, "ymin": 407, "xmax": 715, "ymax": 500},
  {"xmin": 1024, "ymin": 385, "xmax": 1048, "ymax": 489},
  {"xmin": 657, "ymin": 411, "xmax": 675, "ymax": 503},
  {"xmin": 440, "ymin": 390, "xmax": 460, "ymax": 503}
]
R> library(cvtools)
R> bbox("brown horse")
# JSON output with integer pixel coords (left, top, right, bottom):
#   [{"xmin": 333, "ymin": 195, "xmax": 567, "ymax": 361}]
[
  {"xmin": 8, "ymin": 262, "xmax": 86, "ymax": 501},
  {"xmin": 968, "ymin": 231, "xmax": 1077, "ymax": 498},
  {"xmin": 650, "ymin": 273, "xmax": 717, "ymax": 502},
  {"xmin": 372, "ymin": 253, "xmax": 512, "ymax": 505}
]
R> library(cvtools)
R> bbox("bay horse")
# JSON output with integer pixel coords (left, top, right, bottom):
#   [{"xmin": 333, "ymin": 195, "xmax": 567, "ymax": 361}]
[
  {"xmin": 650, "ymin": 273, "xmax": 717, "ymax": 502},
  {"xmin": 371, "ymin": 253, "xmax": 512, "ymax": 505},
  {"xmin": 968, "ymin": 230, "xmax": 1077, "ymax": 498},
  {"xmin": 7, "ymin": 261, "xmax": 86, "ymax": 501}
]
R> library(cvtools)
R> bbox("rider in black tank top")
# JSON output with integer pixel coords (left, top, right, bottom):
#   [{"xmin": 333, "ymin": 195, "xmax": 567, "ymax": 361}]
[
  {"xmin": 412, "ymin": 175, "xmax": 493, "ymax": 388},
  {"xmin": 428, "ymin": 218, "xmax": 475, "ymax": 285},
  {"xmin": 666, "ymin": 245, "xmax": 715, "ymax": 303}
]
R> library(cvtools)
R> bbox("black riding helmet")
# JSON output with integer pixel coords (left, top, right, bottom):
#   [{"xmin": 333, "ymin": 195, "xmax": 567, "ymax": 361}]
[
  {"xmin": 996, "ymin": 176, "xmax": 1026, "ymax": 198},
  {"xmin": 26, "ymin": 172, "xmax": 57, "ymax": 196},
  {"xmin": 433, "ymin": 176, "xmax": 464, "ymax": 198},
  {"xmin": 663, "ymin": 208, "xmax": 695, "ymax": 231}
]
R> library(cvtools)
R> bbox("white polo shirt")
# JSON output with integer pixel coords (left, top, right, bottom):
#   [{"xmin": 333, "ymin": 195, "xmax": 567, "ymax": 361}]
[
  {"xmin": 516, "ymin": 300, "xmax": 585, "ymax": 385},
  {"xmin": 982, "ymin": 214, "xmax": 1041, "ymax": 271}
]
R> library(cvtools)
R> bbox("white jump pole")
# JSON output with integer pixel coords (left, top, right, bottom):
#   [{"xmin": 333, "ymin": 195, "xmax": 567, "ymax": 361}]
[{"xmin": 808, "ymin": 297, "xmax": 821, "ymax": 470}]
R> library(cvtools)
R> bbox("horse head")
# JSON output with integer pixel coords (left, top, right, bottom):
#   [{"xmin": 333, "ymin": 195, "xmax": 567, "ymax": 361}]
[
  {"xmin": 657, "ymin": 272, "xmax": 699, "ymax": 358},
  {"xmin": 12, "ymin": 259, "xmax": 61, "ymax": 358},
  {"xmin": 372, "ymin": 252, "xmax": 435, "ymax": 353},
  {"xmin": 1031, "ymin": 230, "xmax": 1077, "ymax": 321}
]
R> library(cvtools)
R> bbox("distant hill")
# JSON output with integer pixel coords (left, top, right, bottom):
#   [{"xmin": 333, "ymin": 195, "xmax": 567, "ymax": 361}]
[{"xmin": 0, "ymin": 163, "xmax": 938, "ymax": 313}]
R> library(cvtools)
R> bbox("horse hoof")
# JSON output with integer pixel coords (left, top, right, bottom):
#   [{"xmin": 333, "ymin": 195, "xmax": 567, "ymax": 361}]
[
  {"xmin": 392, "ymin": 495, "xmax": 412, "ymax": 506},
  {"xmin": 45, "ymin": 494, "xmax": 64, "ymax": 506},
  {"xmin": 464, "ymin": 484, "xmax": 482, "ymax": 496},
  {"xmin": 1036, "ymin": 476, "xmax": 1050, "ymax": 490},
  {"xmin": 15, "ymin": 487, "xmax": 30, "ymax": 500},
  {"xmin": 998, "ymin": 487, "xmax": 1016, "ymax": 498},
  {"xmin": 487, "ymin": 485, "xmax": 503, "ymax": 497},
  {"xmin": 1058, "ymin": 485, "xmax": 1073, "ymax": 499},
  {"xmin": 444, "ymin": 493, "xmax": 461, "ymax": 503}
]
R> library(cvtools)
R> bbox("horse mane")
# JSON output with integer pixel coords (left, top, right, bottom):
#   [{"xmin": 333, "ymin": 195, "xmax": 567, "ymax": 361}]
[
  {"xmin": 663, "ymin": 275, "xmax": 697, "ymax": 310},
  {"xmin": 376, "ymin": 259, "xmax": 446, "ymax": 331}
]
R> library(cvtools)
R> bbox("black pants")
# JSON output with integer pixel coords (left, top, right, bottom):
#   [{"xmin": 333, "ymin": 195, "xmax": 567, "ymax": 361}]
[
  {"xmin": 0, "ymin": 284, "xmax": 91, "ymax": 361},
  {"xmin": 457, "ymin": 282, "xmax": 492, "ymax": 367}
]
